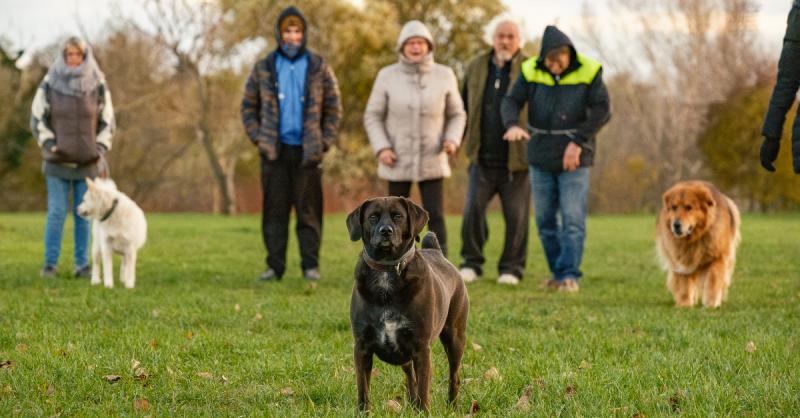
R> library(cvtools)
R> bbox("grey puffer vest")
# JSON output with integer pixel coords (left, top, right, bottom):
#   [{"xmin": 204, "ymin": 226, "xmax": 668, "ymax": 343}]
[{"xmin": 43, "ymin": 88, "xmax": 100, "ymax": 165}]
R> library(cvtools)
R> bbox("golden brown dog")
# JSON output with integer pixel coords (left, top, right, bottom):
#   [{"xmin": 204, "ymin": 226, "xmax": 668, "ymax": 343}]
[{"xmin": 656, "ymin": 181, "xmax": 741, "ymax": 308}]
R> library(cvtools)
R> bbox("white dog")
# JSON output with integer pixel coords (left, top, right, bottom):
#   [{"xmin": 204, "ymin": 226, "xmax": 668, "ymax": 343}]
[{"xmin": 77, "ymin": 178, "xmax": 147, "ymax": 288}]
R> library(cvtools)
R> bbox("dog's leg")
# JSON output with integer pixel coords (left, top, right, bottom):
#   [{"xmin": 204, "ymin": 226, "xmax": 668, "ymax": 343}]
[
  {"xmin": 411, "ymin": 345, "xmax": 432, "ymax": 411},
  {"xmin": 90, "ymin": 223, "xmax": 101, "ymax": 285},
  {"xmin": 670, "ymin": 272, "xmax": 698, "ymax": 307},
  {"xmin": 702, "ymin": 261, "xmax": 726, "ymax": 308},
  {"xmin": 101, "ymin": 240, "xmax": 114, "ymax": 289},
  {"xmin": 440, "ymin": 327, "xmax": 467, "ymax": 405},
  {"xmin": 354, "ymin": 345, "xmax": 373, "ymax": 413},
  {"xmin": 402, "ymin": 362, "xmax": 418, "ymax": 406},
  {"xmin": 123, "ymin": 250, "xmax": 137, "ymax": 289}
]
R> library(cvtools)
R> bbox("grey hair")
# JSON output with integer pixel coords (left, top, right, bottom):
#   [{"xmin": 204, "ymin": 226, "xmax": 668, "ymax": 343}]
[{"xmin": 483, "ymin": 13, "xmax": 524, "ymax": 45}]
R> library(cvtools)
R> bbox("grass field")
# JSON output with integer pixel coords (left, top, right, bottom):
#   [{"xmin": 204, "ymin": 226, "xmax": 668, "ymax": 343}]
[{"xmin": 0, "ymin": 212, "xmax": 799, "ymax": 417}]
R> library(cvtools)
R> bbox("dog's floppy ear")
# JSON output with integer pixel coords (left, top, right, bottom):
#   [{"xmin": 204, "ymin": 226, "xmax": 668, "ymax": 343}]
[
  {"xmin": 86, "ymin": 177, "xmax": 94, "ymax": 189},
  {"xmin": 699, "ymin": 187, "xmax": 715, "ymax": 208},
  {"xmin": 346, "ymin": 200, "xmax": 368, "ymax": 242},
  {"xmin": 402, "ymin": 197, "xmax": 429, "ymax": 242}
]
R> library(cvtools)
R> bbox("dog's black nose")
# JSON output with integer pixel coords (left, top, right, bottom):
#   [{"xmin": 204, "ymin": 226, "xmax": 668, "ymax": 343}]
[
  {"xmin": 379, "ymin": 225, "xmax": 393, "ymax": 236},
  {"xmin": 672, "ymin": 220, "xmax": 682, "ymax": 234}
]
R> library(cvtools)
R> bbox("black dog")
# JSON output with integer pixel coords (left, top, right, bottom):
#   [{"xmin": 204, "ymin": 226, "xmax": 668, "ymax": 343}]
[{"xmin": 346, "ymin": 196, "xmax": 469, "ymax": 412}]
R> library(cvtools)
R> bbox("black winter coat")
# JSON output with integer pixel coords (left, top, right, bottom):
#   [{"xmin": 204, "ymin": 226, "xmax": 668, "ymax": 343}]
[{"xmin": 501, "ymin": 26, "xmax": 610, "ymax": 173}]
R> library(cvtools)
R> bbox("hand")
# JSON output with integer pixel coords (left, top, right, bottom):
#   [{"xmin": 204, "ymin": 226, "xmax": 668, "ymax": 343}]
[
  {"xmin": 442, "ymin": 141, "xmax": 458, "ymax": 156},
  {"xmin": 760, "ymin": 137, "xmax": 780, "ymax": 172},
  {"xmin": 562, "ymin": 142, "xmax": 582, "ymax": 172},
  {"xmin": 378, "ymin": 148, "xmax": 397, "ymax": 167},
  {"xmin": 503, "ymin": 126, "xmax": 530, "ymax": 142},
  {"xmin": 256, "ymin": 141, "xmax": 271, "ymax": 155}
]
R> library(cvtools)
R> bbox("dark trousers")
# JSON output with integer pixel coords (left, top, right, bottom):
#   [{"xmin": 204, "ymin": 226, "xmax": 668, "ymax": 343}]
[
  {"xmin": 460, "ymin": 164, "xmax": 530, "ymax": 279},
  {"xmin": 388, "ymin": 178, "xmax": 447, "ymax": 256},
  {"xmin": 260, "ymin": 145, "xmax": 322, "ymax": 277}
]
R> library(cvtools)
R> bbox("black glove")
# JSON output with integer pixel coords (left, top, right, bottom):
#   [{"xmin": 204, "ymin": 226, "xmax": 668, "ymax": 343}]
[{"xmin": 759, "ymin": 136, "xmax": 780, "ymax": 172}]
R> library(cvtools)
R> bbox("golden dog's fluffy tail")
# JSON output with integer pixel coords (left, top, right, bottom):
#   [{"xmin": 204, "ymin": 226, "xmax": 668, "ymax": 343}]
[{"xmin": 421, "ymin": 231, "xmax": 441, "ymax": 252}]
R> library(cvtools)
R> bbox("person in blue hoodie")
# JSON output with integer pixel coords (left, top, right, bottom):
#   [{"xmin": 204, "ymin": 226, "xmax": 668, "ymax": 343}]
[
  {"xmin": 240, "ymin": 6, "xmax": 342, "ymax": 282},
  {"xmin": 501, "ymin": 26, "xmax": 610, "ymax": 292}
]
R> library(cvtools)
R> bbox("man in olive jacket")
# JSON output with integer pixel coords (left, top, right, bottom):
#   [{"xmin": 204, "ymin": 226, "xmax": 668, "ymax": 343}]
[
  {"xmin": 761, "ymin": 0, "xmax": 800, "ymax": 174},
  {"xmin": 501, "ymin": 25, "xmax": 610, "ymax": 292},
  {"xmin": 458, "ymin": 18, "xmax": 530, "ymax": 286},
  {"xmin": 240, "ymin": 6, "xmax": 342, "ymax": 282}
]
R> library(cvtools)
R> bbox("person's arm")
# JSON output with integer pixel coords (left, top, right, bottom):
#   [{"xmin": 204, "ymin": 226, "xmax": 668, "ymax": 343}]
[
  {"xmin": 363, "ymin": 70, "xmax": 393, "ymax": 155},
  {"xmin": 501, "ymin": 72, "xmax": 528, "ymax": 130},
  {"xmin": 30, "ymin": 77, "xmax": 55, "ymax": 151},
  {"xmin": 442, "ymin": 69, "xmax": 466, "ymax": 147},
  {"xmin": 95, "ymin": 82, "xmax": 115, "ymax": 152},
  {"xmin": 240, "ymin": 63, "xmax": 262, "ymax": 144},
  {"xmin": 574, "ymin": 68, "xmax": 611, "ymax": 152},
  {"xmin": 320, "ymin": 62, "xmax": 342, "ymax": 152}
]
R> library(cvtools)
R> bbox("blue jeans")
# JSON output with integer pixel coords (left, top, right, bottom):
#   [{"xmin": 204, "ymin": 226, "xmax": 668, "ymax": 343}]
[
  {"xmin": 44, "ymin": 176, "xmax": 89, "ymax": 268},
  {"xmin": 530, "ymin": 166, "xmax": 589, "ymax": 281}
]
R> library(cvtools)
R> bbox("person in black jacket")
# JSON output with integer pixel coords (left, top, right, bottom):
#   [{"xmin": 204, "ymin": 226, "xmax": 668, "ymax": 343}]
[
  {"xmin": 501, "ymin": 26, "xmax": 610, "ymax": 292},
  {"xmin": 761, "ymin": 0, "xmax": 800, "ymax": 174}
]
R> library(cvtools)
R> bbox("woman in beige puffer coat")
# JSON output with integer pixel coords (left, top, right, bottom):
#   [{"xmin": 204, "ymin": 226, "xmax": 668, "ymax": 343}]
[{"xmin": 364, "ymin": 20, "xmax": 466, "ymax": 255}]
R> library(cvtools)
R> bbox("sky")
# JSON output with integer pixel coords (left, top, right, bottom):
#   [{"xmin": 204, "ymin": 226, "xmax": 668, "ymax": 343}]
[{"xmin": 0, "ymin": 0, "xmax": 793, "ymax": 61}]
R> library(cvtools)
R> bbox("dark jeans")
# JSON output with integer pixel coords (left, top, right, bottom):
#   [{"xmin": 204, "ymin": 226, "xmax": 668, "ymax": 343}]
[
  {"xmin": 44, "ymin": 176, "xmax": 89, "ymax": 268},
  {"xmin": 260, "ymin": 145, "xmax": 322, "ymax": 277},
  {"xmin": 388, "ymin": 178, "xmax": 447, "ymax": 256},
  {"xmin": 530, "ymin": 166, "xmax": 590, "ymax": 281},
  {"xmin": 459, "ymin": 164, "xmax": 530, "ymax": 279}
]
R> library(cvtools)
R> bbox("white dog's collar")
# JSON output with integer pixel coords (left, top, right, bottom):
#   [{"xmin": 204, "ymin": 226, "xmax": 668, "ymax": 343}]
[{"xmin": 100, "ymin": 198, "xmax": 119, "ymax": 222}]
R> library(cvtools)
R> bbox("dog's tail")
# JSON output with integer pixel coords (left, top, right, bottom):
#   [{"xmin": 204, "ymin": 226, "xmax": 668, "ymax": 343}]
[{"xmin": 421, "ymin": 231, "xmax": 441, "ymax": 251}]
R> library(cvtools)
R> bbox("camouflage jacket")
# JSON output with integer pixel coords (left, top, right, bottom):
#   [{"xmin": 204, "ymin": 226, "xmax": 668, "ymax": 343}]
[{"xmin": 240, "ymin": 51, "xmax": 342, "ymax": 166}]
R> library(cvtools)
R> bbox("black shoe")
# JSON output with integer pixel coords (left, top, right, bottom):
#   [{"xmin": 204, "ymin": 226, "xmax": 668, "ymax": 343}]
[
  {"xmin": 258, "ymin": 268, "xmax": 280, "ymax": 282},
  {"xmin": 74, "ymin": 265, "xmax": 91, "ymax": 279},
  {"xmin": 303, "ymin": 268, "xmax": 321, "ymax": 281},
  {"xmin": 40, "ymin": 265, "xmax": 57, "ymax": 278}
]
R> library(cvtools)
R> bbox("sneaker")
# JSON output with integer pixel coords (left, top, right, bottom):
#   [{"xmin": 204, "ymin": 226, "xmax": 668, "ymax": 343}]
[
  {"xmin": 40, "ymin": 265, "xmax": 57, "ymax": 278},
  {"xmin": 258, "ymin": 268, "xmax": 280, "ymax": 282},
  {"xmin": 459, "ymin": 267, "xmax": 479, "ymax": 283},
  {"xmin": 559, "ymin": 278, "xmax": 580, "ymax": 293},
  {"xmin": 497, "ymin": 273, "xmax": 520, "ymax": 285},
  {"xmin": 74, "ymin": 265, "xmax": 91, "ymax": 279},
  {"xmin": 303, "ymin": 268, "xmax": 321, "ymax": 281}
]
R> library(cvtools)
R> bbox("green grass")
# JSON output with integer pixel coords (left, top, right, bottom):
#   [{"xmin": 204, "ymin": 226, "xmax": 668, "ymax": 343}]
[{"xmin": 0, "ymin": 212, "xmax": 799, "ymax": 416}]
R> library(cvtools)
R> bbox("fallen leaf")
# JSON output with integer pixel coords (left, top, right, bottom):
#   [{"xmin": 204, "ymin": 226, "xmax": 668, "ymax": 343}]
[
  {"xmin": 341, "ymin": 366, "xmax": 354, "ymax": 374},
  {"xmin": 133, "ymin": 398, "xmax": 150, "ymax": 411},
  {"xmin": 45, "ymin": 383, "xmax": 55, "ymax": 396},
  {"xmin": 532, "ymin": 378, "xmax": 545, "ymax": 389},
  {"xmin": 463, "ymin": 377, "xmax": 477, "ymax": 384},
  {"xmin": 508, "ymin": 347, "xmax": 516, "ymax": 352},
  {"xmin": 669, "ymin": 389, "xmax": 686, "ymax": 412},
  {"xmin": 565, "ymin": 385, "xmax": 577, "ymax": 397},
  {"xmin": 184, "ymin": 331, "xmax": 194, "ymax": 340},
  {"xmin": 149, "ymin": 339, "xmax": 158, "ymax": 349},
  {"xmin": 0, "ymin": 360, "xmax": 14, "ymax": 369},
  {"xmin": 371, "ymin": 368, "xmax": 381, "ymax": 377},
  {"xmin": 253, "ymin": 313, "xmax": 263, "ymax": 321},
  {"xmin": 197, "ymin": 371, "xmax": 214, "ymax": 379},
  {"xmin": 304, "ymin": 282, "xmax": 317, "ymax": 294},
  {"xmin": 102, "ymin": 375, "xmax": 121, "ymax": 383},
  {"xmin": 221, "ymin": 375, "xmax": 229, "ymax": 384},
  {"xmin": 483, "ymin": 367, "xmax": 501, "ymax": 380},
  {"xmin": 745, "ymin": 341, "xmax": 756, "ymax": 353},
  {"xmin": 471, "ymin": 343, "xmax": 483, "ymax": 352},
  {"xmin": 386, "ymin": 399, "xmax": 402, "ymax": 413},
  {"xmin": 15, "ymin": 344, "xmax": 28, "ymax": 353},
  {"xmin": 134, "ymin": 367, "xmax": 148, "ymax": 381},
  {"xmin": 631, "ymin": 413, "xmax": 646, "ymax": 418},
  {"xmin": 151, "ymin": 309, "xmax": 159, "ymax": 318},
  {"xmin": 464, "ymin": 399, "xmax": 480, "ymax": 417},
  {"xmin": 514, "ymin": 385, "xmax": 533, "ymax": 410},
  {"xmin": 234, "ymin": 304, "xmax": 241, "ymax": 312},
  {"xmin": 131, "ymin": 359, "xmax": 141, "ymax": 371},
  {"xmin": 578, "ymin": 360, "xmax": 590, "ymax": 369},
  {"xmin": 1, "ymin": 384, "xmax": 12, "ymax": 394},
  {"xmin": 280, "ymin": 387, "xmax": 294, "ymax": 396}
]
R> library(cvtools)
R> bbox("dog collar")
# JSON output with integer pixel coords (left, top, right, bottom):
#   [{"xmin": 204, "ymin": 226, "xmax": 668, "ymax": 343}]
[
  {"xmin": 100, "ymin": 198, "xmax": 119, "ymax": 222},
  {"xmin": 362, "ymin": 245, "xmax": 416, "ymax": 275}
]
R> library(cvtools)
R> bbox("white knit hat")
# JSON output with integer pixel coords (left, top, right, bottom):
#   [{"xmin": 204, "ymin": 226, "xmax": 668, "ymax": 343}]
[{"xmin": 396, "ymin": 20, "xmax": 434, "ymax": 52}]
